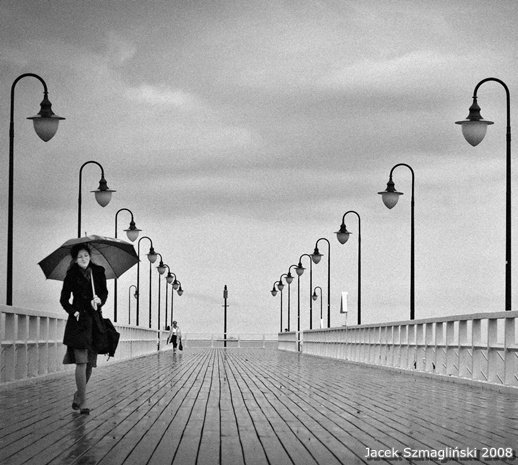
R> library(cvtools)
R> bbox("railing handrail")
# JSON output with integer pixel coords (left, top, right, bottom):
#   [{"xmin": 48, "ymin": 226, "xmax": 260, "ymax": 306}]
[
  {"xmin": 293, "ymin": 310, "xmax": 518, "ymax": 390},
  {"xmin": 305, "ymin": 310, "xmax": 518, "ymax": 331}
]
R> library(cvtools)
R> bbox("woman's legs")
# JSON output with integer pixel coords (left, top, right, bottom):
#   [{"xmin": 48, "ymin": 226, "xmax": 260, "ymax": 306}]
[
  {"xmin": 75, "ymin": 363, "xmax": 93, "ymax": 410},
  {"xmin": 75, "ymin": 363, "xmax": 88, "ymax": 409}
]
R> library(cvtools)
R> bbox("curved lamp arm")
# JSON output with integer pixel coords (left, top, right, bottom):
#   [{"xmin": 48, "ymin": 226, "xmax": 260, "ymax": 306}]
[
  {"xmin": 78, "ymin": 160, "xmax": 115, "ymax": 237},
  {"xmin": 115, "ymin": 208, "xmax": 141, "ymax": 242}
]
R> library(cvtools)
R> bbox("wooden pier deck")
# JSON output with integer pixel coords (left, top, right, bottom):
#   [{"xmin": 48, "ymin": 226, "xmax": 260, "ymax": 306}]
[{"xmin": 0, "ymin": 348, "xmax": 517, "ymax": 465}]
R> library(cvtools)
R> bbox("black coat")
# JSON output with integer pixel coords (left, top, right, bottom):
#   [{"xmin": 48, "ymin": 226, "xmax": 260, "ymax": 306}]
[{"xmin": 60, "ymin": 263, "xmax": 108, "ymax": 350}]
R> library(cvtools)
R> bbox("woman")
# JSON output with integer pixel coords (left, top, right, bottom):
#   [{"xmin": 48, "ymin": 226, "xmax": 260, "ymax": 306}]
[
  {"xmin": 60, "ymin": 244, "xmax": 108, "ymax": 415},
  {"xmin": 166, "ymin": 320, "xmax": 182, "ymax": 351}
]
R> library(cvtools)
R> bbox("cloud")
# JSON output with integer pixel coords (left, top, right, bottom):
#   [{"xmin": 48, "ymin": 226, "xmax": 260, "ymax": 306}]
[
  {"xmin": 105, "ymin": 31, "xmax": 137, "ymax": 66},
  {"xmin": 126, "ymin": 83, "xmax": 202, "ymax": 110}
]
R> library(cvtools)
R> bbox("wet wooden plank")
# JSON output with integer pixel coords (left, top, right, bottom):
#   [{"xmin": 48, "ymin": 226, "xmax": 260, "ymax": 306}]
[{"xmin": 1, "ymin": 348, "xmax": 517, "ymax": 465}]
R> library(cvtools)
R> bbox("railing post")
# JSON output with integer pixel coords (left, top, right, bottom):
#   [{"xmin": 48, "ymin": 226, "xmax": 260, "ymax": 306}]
[
  {"xmin": 504, "ymin": 317, "xmax": 516, "ymax": 385},
  {"xmin": 488, "ymin": 319, "xmax": 498, "ymax": 383},
  {"xmin": 472, "ymin": 319, "xmax": 483, "ymax": 381}
]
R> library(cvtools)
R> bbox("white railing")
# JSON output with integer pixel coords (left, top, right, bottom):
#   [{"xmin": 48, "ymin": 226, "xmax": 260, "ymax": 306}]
[
  {"xmin": 278, "ymin": 331, "xmax": 299, "ymax": 352},
  {"xmin": 0, "ymin": 305, "xmax": 170, "ymax": 385},
  {"xmin": 299, "ymin": 311, "xmax": 518, "ymax": 389},
  {"xmin": 183, "ymin": 333, "xmax": 278, "ymax": 349}
]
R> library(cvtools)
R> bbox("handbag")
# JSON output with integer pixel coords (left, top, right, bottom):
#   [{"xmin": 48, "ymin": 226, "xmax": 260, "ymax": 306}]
[
  {"xmin": 90, "ymin": 269, "xmax": 120, "ymax": 357},
  {"xmin": 179, "ymin": 341, "xmax": 183, "ymax": 351}
]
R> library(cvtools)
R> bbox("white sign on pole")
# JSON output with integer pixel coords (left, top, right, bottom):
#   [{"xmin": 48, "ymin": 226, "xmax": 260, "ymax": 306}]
[
  {"xmin": 340, "ymin": 291, "xmax": 348, "ymax": 327},
  {"xmin": 340, "ymin": 292, "xmax": 348, "ymax": 314}
]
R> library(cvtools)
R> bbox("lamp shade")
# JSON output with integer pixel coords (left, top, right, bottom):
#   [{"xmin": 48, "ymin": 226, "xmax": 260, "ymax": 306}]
[
  {"xmin": 312, "ymin": 292, "xmax": 318, "ymax": 301},
  {"xmin": 311, "ymin": 247, "xmax": 322, "ymax": 264},
  {"xmin": 271, "ymin": 287, "xmax": 278, "ymax": 296},
  {"xmin": 335, "ymin": 223, "xmax": 351, "ymax": 245},
  {"xmin": 378, "ymin": 177, "xmax": 402, "ymax": 209},
  {"xmin": 147, "ymin": 247, "xmax": 158, "ymax": 263},
  {"xmin": 295, "ymin": 262, "xmax": 305, "ymax": 276},
  {"xmin": 457, "ymin": 120, "xmax": 493, "ymax": 146},
  {"xmin": 125, "ymin": 221, "xmax": 141, "ymax": 242},
  {"xmin": 166, "ymin": 273, "xmax": 174, "ymax": 284},
  {"xmin": 157, "ymin": 262, "xmax": 166, "ymax": 275},
  {"xmin": 455, "ymin": 97, "xmax": 494, "ymax": 147},
  {"xmin": 177, "ymin": 287, "xmax": 184, "ymax": 296},
  {"xmin": 379, "ymin": 190, "xmax": 402, "ymax": 209},
  {"xmin": 92, "ymin": 176, "xmax": 115, "ymax": 207},
  {"xmin": 285, "ymin": 272, "xmax": 294, "ymax": 284},
  {"xmin": 172, "ymin": 279, "xmax": 179, "ymax": 290},
  {"xmin": 277, "ymin": 281, "xmax": 285, "ymax": 291},
  {"xmin": 27, "ymin": 94, "xmax": 65, "ymax": 142},
  {"xmin": 29, "ymin": 116, "xmax": 62, "ymax": 142}
]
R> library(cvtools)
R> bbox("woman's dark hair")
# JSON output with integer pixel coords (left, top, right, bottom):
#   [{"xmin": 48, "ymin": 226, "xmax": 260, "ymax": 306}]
[{"xmin": 70, "ymin": 243, "xmax": 92, "ymax": 260}]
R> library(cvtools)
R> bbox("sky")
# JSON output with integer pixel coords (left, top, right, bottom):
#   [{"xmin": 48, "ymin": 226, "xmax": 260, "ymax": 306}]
[{"xmin": 1, "ymin": 0, "xmax": 518, "ymax": 336}]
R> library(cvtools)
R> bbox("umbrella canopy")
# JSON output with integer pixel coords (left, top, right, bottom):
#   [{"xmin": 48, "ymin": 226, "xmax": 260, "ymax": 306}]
[{"xmin": 38, "ymin": 235, "xmax": 139, "ymax": 281}]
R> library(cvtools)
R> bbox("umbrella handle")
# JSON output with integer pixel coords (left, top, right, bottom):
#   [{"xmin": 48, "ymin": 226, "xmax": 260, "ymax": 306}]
[{"xmin": 90, "ymin": 269, "xmax": 99, "ymax": 310}]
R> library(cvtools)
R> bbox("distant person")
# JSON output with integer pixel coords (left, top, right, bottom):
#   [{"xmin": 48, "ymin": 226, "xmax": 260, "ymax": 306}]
[
  {"xmin": 60, "ymin": 244, "xmax": 108, "ymax": 415},
  {"xmin": 167, "ymin": 320, "xmax": 182, "ymax": 351}
]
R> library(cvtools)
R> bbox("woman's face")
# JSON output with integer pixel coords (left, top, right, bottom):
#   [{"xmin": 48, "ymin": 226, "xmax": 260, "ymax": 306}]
[{"xmin": 75, "ymin": 249, "xmax": 91, "ymax": 269}]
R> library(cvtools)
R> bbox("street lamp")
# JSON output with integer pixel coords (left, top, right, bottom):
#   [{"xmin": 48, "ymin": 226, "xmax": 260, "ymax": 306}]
[
  {"xmin": 155, "ymin": 253, "xmax": 167, "ymax": 331},
  {"xmin": 311, "ymin": 238, "xmax": 331, "ymax": 328},
  {"xmin": 312, "ymin": 286, "xmax": 323, "ymax": 328},
  {"xmin": 335, "ymin": 210, "xmax": 362, "ymax": 324},
  {"xmin": 78, "ymin": 160, "xmax": 115, "ymax": 238},
  {"xmin": 297, "ymin": 254, "xmax": 313, "ymax": 330},
  {"xmin": 115, "ymin": 208, "xmax": 141, "ymax": 243},
  {"xmin": 286, "ymin": 264, "xmax": 298, "ymax": 331},
  {"xmin": 271, "ymin": 280, "xmax": 281, "ymax": 331},
  {"xmin": 163, "ymin": 265, "xmax": 177, "ymax": 327},
  {"xmin": 270, "ymin": 282, "xmax": 279, "ymax": 297},
  {"xmin": 113, "ymin": 208, "xmax": 141, "ymax": 322},
  {"xmin": 275, "ymin": 274, "xmax": 287, "ymax": 332},
  {"xmin": 6, "ymin": 73, "xmax": 64, "ymax": 305},
  {"xmin": 136, "ymin": 236, "xmax": 158, "ymax": 327},
  {"xmin": 378, "ymin": 163, "xmax": 415, "ymax": 319},
  {"xmin": 168, "ymin": 270, "xmax": 179, "ymax": 325},
  {"xmin": 128, "ymin": 285, "xmax": 137, "ymax": 325},
  {"xmin": 456, "ymin": 77, "xmax": 511, "ymax": 311}
]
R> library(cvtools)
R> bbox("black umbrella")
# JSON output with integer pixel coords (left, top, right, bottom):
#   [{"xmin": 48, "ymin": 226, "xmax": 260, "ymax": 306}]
[{"xmin": 38, "ymin": 235, "xmax": 139, "ymax": 281}]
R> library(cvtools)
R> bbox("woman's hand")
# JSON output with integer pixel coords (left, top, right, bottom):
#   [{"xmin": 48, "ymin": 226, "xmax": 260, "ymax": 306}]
[
  {"xmin": 74, "ymin": 311, "xmax": 80, "ymax": 321},
  {"xmin": 91, "ymin": 295, "xmax": 102, "ymax": 310}
]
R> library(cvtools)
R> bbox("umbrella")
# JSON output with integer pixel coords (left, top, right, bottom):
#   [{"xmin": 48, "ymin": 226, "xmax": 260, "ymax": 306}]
[{"xmin": 38, "ymin": 235, "xmax": 139, "ymax": 281}]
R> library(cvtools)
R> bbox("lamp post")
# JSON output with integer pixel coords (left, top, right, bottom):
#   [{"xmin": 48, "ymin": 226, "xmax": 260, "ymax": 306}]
[
  {"xmin": 335, "ymin": 210, "xmax": 362, "ymax": 324},
  {"xmin": 311, "ymin": 238, "xmax": 331, "ymax": 328},
  {"xmin": 77, "ymin": 161, "xmax": 115, "ymax": 238},
  {"xmin": 168, "ymin": 271, "xmax": 180, "ymax": 325},
  {"xmin": 456, "ymin": 78, "xmax": 512, "ymax": 311},
  {"xmin": 312, "ymin": 286, "xmax": 323, "ymax": 328},
  {"xmin": 155, "ymin": 253, "xmax": 167, "ymax": 331},
  {"xmin": 163, "ymin": 265, "xmax": 175, "ymax": 328},
  {"xmin": 114, "ymin": 208, "xmax": 141, "ymax": 322},
  {"xmin": 136, "ymin": 236, "xmax": 158, "ymax": 327},
  {"xmin": 6, "ymin": 73, "xmax": 64, "ymax": 305},
  {"xmin": 223, "ymin": 285, "xmax": 228, "ymax": 348},
  {"xmin": 378, "ymin": 163, "xmax": 415, "ymax": 319},
  {"xmin": 286, "ymin": 265, "xmax": 298, "ymax": 332},
  {"xmin": 296, "ymin": 254, "xmax": 313, "ymax": 329},
  {"xmin": 275, "ymin": 274, "xmax": 288, "ymax": 332},
  {"xmin": 128, "ymin": 285, "xmax": 137, "ymax": 325},
  {"xmin": 271, "ymin": 280, "xmax": 282, "ymax": 332}
]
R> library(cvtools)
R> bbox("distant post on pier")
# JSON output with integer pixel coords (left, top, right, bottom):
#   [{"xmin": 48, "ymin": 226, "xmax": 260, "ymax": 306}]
[{"xmin": 223, "ymin": 285, "xmax": 228, "ymax": 348}]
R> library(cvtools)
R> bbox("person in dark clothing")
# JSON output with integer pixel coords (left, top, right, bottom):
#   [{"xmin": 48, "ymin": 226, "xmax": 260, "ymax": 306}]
[
  {"xmin": 166, "ymin": 320, "xmax": 182, "ymax": 351},
  {"xmin": 60, "ymin": 244, "xmax": 108, "ymax": 415}
]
